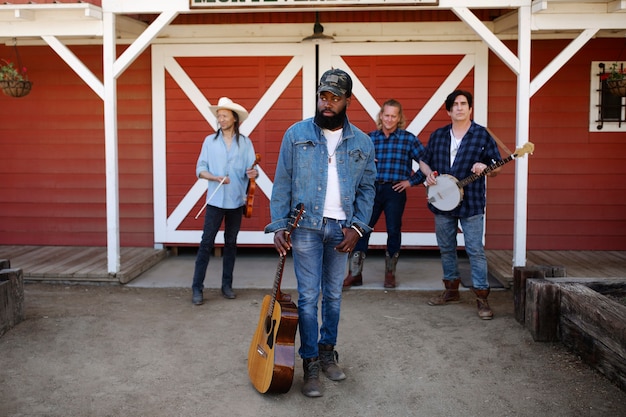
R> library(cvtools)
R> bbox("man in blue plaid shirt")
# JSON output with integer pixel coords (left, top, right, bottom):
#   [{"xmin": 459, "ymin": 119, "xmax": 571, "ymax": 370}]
[
  {"xmin": 419, "ymin": 90, "xmax": 501, "ymax": 320},
  {"xmin": 343, "ymin": 99, "xmax": 425, "ymax": 289}
]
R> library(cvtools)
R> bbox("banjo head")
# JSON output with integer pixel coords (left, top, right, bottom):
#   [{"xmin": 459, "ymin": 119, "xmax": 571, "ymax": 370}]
[{"xmin": 426, "ymin": 174, "xmax": 464, "ymax": 211}]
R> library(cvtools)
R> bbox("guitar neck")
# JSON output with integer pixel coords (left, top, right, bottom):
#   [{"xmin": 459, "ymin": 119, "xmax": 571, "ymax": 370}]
[
  {"xmin": 267, "ymin": 256, "xmax": 287, "ymax": 317},
  {"xmin": 457, "ymin": 154, "xmax": 515, "ymax": 188}
]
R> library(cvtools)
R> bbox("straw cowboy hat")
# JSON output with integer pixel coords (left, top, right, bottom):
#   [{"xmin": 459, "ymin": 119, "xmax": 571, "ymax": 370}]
[{"xmin": 209, "ymin": 97, "xmax": 249, "ymax": 123}]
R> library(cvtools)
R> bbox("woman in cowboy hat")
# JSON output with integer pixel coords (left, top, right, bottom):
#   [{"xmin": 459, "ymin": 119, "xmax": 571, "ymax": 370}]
[{"xmin": 191, "ymin": 97, "xmax": 258, "ymax": 305}]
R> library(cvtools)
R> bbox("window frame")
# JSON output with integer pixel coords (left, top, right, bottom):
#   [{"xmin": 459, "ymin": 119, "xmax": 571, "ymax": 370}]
[{"xmin": 589, "ymin": 61, "xmax": 626, "ymax": 132}]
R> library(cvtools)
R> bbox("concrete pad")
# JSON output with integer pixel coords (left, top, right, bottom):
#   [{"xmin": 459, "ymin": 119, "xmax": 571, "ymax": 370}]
[{"xmin": 128, "ymin": 248, "xmax": 451, "ymax": 291}]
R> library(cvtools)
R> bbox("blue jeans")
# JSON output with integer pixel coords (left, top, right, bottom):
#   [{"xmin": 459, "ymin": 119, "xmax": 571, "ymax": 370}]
[
  {"xmin": 191, "ymin": 204, "xmax": 243, "ymax": 292},
  {"xmin": 434, "ymin": 213, "xmax": 489, "ymax": 290},
  {"xmin": 354, "ymin": 182, "xmax": 406, "ymax": 256},
  {"xmin": 291, "ymin": 218, "xmax": 347, "ymax": 359}
]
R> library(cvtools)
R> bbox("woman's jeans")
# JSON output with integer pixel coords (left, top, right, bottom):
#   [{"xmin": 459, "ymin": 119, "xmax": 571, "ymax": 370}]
[
  {"xmin": 191, "ymin": 205, "xmax": 243, "ymax": 292},
  {"xmin": 434, "ymin": 213, "xmax": 489, "ymax": 290},
  {"xmin": 291, "ymin": 218, "xmax": 347, "ymax": 359}
]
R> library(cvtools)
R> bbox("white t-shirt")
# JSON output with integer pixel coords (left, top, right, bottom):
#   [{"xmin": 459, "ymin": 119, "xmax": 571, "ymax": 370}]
[{"xmin": 323, "ymin": 128, "xmax": 346, "ymax": 220}]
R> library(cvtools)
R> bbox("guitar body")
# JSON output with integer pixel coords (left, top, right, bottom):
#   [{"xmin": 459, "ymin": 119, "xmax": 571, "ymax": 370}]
[
  {"xmin": 427, "ymin": 174, "xmax": 464, "ymax": 211},
  {"xmin": 248, "ymin": 294, "xmax": 298, "ymax": 394},
  {"xmin": 247, "ymin": 203, "xmax": 304, "ymax": 394}
]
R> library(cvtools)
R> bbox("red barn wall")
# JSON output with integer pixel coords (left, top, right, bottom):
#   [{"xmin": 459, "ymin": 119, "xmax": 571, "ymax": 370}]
[{"xmin": 1, "ymin": 37, "xmax": 625, "ymax": 250}]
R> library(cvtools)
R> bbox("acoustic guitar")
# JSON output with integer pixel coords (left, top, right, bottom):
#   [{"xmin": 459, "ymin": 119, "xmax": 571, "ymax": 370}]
[
  {"xmin": 427, "ymin": 142, "xmax": 534, "ymax": 211},
  {"xmin": 247, "ymin": 203, "xmax": 304, "ymax": 394},
  {"xmin": 244, "ymin": 154, "xmax": 261, "ymax": 218}
]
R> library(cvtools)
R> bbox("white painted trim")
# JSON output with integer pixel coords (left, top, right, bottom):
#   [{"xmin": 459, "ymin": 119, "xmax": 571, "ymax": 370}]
[
  {"xmin": 513, "ymin": 5, "xmax": 532, "ymax": 268},
  {"xmin": 103, "ymin": 11, "xmax": 121, "ymax": 274}
]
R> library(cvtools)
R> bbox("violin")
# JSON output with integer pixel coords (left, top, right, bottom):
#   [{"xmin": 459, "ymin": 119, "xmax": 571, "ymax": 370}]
[{"xmin": 244, "ymin": 154, "xmax": 261, "ymax": 218}]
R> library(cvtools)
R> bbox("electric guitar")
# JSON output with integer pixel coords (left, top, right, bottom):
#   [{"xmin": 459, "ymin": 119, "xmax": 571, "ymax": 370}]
[
  {"xmin": 426, "ymin": 142, "xmax": 534, "ymax": 211},
  {"xmin": 247, "ymin": 203, "xmax": 304, "ymax": 394}
]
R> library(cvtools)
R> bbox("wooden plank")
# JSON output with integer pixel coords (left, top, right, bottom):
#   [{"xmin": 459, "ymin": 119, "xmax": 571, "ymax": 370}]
[{"xmin": 559, "ymin": 283, "xmax": 626, "ymax": 392}]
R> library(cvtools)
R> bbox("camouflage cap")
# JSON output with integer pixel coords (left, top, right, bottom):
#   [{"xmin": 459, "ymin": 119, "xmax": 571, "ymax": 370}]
[{"xmin": 317, "ymin": 68, "xmax": 352, "ymax": 97}]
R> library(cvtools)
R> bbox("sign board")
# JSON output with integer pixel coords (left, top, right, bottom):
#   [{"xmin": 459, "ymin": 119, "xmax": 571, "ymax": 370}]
[{"xmin": 190, "ymin": 0, "xmax": 439, "ymax": 9}]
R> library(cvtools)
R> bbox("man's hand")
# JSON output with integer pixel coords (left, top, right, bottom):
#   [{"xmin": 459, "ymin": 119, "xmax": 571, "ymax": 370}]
[
  {"xmin": 392, "ymin": 180, "xmax": 411, "ymax": 193},
  {"xmin": 273, "ymin": 230, "xmax": 291, "ymax": 257},
  {"xmin": 335, "ymin": 227, "xmax": 361, "ymax": 253}
]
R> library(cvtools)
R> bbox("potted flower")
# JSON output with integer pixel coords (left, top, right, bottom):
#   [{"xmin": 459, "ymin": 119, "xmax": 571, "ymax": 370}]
[
  {"xmin": 0, "ymin": 59, "xmax": 32, "ymax": 98},
  {"xmin": 603, "ymin": 62, "xmax": 626, "ymax": 97}
]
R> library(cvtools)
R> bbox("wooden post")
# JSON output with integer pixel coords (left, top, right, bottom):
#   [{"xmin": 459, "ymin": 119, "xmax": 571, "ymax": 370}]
[
  {"xmin": 525, "ymin": 279, "xmax": 561, "ymax": 342},
  {"xmin": 513, "ymin": 265, "xmax": 566, "ymax": 325},
  {"xmin": 0, "ymin": 268, "xmax": 24, "ymax": 338}
]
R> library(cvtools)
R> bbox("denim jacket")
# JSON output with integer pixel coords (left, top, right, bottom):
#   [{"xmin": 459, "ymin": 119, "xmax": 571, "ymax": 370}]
[{"xmin": 265, "ymin": 117, "xmax": 376, "ymax": 234}]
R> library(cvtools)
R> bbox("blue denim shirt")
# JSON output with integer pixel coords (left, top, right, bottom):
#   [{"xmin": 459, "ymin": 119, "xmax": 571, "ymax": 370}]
[{"xmin": 265, "ymin": 117, "xmax": 377, "ymax": 233}]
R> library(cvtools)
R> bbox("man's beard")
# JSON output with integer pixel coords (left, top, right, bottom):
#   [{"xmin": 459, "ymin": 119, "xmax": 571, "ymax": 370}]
[{"xmin": 314, "ymin": 107, "xmax": 347, "ymax": 130}]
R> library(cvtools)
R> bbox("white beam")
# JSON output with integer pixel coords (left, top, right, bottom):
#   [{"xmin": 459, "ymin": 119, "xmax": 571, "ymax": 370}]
[
  {"xmin": 42, "ymin": 35, "xmax": 105, "ymax": 100},
  {"xmin": 452, "ymin": 7, "xmax": 521, "ymax": 74},
  {"xmin": 13, "ymin": 9, "xmax": 34, "ymax": 20},
  {"xmin": 113, "ymin": 10, "xmax": 178, "ymax": 79},
  {"xmin": 530, "ymin": 28, "xmax": 598, "ymax": 96},
  {"xmin": 103, "ymin": 11, "xmax": 121, "ymax": 275},
  {"xmin": 513, "ymin": 5, "xmax": 532, "ymax": 268}
]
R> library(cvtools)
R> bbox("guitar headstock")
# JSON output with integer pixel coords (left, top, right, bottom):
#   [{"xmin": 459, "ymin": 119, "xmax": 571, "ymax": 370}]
[
  {"xmin": 285, "ymin": 203, "xmax": 305, "ymax": 238},
  {"xmin": 513, "ymin": 142, "xmax": 534, "ymax": 158}
]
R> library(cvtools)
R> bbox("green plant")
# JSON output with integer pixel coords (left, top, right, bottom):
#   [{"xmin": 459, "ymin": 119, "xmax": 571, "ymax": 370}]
[
  {"xmin": 0, "ymin": 59, "xmax": 28, "ymax": 81},
  {"xmin": 605, "ymin": 62, "xmax": 625, "ymax": 81}
]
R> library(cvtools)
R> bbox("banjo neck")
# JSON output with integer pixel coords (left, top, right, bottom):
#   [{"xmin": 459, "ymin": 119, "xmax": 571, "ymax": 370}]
[{"xmin": 456, "ymin": 153, "xmax": 515, "ymax": 189}]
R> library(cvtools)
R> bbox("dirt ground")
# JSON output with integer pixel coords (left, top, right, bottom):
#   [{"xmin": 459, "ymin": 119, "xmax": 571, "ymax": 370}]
[{"xmin": 1, "ymin": 283, "xmax": 624, "ymax": 417}]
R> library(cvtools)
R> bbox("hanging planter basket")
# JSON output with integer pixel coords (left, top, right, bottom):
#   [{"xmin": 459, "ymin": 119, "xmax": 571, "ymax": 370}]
[
  {"xmin": 0, "ymin": 79, "xmax": 32, "ymax": 98},
  {"xmin": 606, "ymin": 79, "xmax": 626, "ymax": 97}
]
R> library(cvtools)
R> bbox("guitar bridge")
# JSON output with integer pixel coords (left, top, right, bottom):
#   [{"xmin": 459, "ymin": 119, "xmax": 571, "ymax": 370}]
[{"xmin": 256, "ymin": 345, "xmax": 267, "ymax": 358}]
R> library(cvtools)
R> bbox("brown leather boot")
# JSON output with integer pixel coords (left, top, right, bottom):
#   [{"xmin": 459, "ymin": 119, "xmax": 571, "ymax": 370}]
[
  {"xmin": 318, "ymin": 344, "xmax": 346, "ymax": 381},
  {"xmin": 473, "ymin": 288, "xmax": 493, "ymax": 320},
  {"xmin": 428, "ymin": 278, "xmax": 461, "ymax": 305},
  {"xmin": 343, "ymin": 251, "xmax": 365, "ymax": 289},
  {"xmin": 301, "ymin": 358, "xmax": 322, "ymax": 397},
  {"xmin": 384, "ymin": 252, "xmax": 399, "ymax": 288}
]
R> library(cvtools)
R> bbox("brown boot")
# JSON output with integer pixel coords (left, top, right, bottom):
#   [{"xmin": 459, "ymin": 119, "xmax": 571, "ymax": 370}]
[
  {"xmin": 384, "ymin": 252, "xmax": 399, "ymax": 288},
  {"xmin": 318, "ymin": 344, "xmax": 346, "ymax": 381},
  {"xmin": 343, "ymin": 251, "xmax": 365, "ymax": 289},
  {"xmin": 428, "ymin": 278, "xmax": 461, "ymax": 305},
  {"xmin": 301, "ymin": 358, "xmax": 322, "ymax": 397},
  {"xmin": 473, "ymin": 288, "xmax": 493, "ymax": 320}
]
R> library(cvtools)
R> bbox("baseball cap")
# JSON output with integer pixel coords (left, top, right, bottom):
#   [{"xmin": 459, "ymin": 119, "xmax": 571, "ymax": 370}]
[{"xmin": 317, "ymin": 68, "xmax": 352, "ymax": 97}]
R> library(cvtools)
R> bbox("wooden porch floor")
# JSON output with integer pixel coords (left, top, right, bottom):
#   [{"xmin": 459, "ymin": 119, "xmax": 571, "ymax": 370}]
[
  {"xmin": 0, "ymin": 246, "xmax": 167, "ymax": 284},
  {"xmin": 0, "ymin": 245, "xmax": 624, "ymax": 286},
  {"xmin": 486, "ymin": 250, "xmax": 626, "ymax": 288}
]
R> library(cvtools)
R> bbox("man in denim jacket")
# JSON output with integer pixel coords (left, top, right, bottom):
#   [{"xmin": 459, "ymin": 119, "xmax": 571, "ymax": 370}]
[{"xmin": 265, "ymin": 68, "xmax": 376, "ymax": 397}]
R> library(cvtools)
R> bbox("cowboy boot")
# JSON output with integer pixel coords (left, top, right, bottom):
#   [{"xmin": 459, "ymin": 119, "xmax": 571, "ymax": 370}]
[
  {"xmin": 428, "ymin": 278, "xmax": 461, "ymax": 305},
  {"xmin": 221, "ymin": 276, "xmax": 236, "ymax": 299},
  {"xmin": 384, "ymin": 251, "xmax": 399, "ymax": 288},
  {"xmin": 473, "ymin": 288, "xmax": 494, "ymax": 320},
  {"xmin": 343, "ymin": 251, "xmax": 365, "ymax": 289}
]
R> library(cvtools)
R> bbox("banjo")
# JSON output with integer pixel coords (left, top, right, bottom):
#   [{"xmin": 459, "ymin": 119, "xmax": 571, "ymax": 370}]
[{"xmin": 426, "ymin": 142, "xmax": 534, "ymax": 211}]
